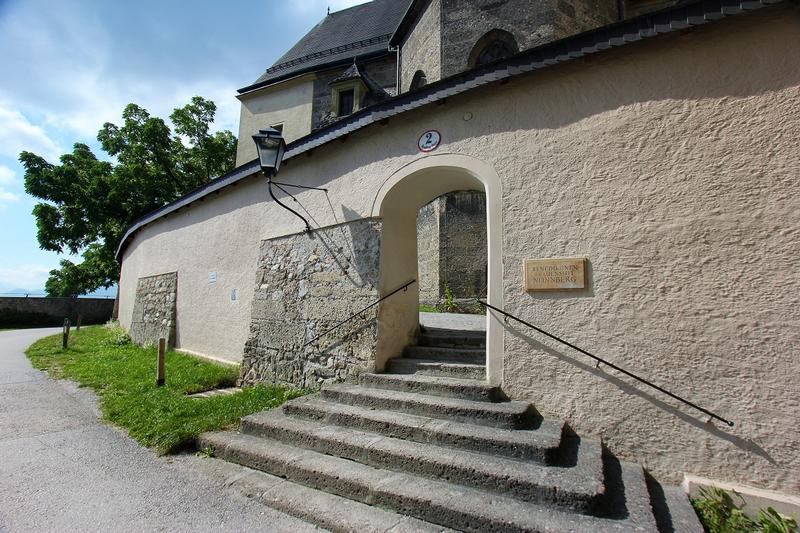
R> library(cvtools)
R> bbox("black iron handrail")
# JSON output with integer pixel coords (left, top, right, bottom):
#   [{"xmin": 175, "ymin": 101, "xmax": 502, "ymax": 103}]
[
  {"xmin": 303, "ymin": 279, "xmax": 416, "ymax": 348},
  {"xmin": 477, "ymin": 299, "xmax": 734, "ymax": 427}
]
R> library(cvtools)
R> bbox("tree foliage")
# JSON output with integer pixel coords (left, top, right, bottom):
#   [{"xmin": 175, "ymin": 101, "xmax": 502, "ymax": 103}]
[{"xmin": 20, "ymin": 97, "xmax": 236, "ymax": 296}]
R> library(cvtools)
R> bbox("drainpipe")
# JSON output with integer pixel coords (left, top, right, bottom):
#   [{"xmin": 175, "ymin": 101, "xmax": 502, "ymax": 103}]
[{"xmin": 389, "ymin": 44, "xmax": 401, "ymax": 94}]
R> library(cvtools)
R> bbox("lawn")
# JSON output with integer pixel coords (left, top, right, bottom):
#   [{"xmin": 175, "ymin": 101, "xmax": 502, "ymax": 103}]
[{"xmin": 26, "ymin": 325, "xmax": 306, "ymax": 454}]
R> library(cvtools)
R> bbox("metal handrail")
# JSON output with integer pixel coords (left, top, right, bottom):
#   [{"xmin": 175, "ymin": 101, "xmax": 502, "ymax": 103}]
[
  {"xmin": 303, "ymin": 279, "xmax": 416, "ymax": 348},
  {"xmin": 477, "ymin": 299, "xmax": 734, "ymax": 427}
]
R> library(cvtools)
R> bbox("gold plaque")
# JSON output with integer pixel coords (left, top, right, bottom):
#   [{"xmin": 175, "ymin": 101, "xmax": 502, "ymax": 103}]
[{"xmin": 524, "ymin": 258, "xmax": 587, "ymax": 291}]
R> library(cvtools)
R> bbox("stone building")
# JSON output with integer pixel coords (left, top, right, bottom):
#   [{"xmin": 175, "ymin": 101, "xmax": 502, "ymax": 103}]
[{"xmin": 115, "ymin": 0, "xmax": 800, "ymax": 525}]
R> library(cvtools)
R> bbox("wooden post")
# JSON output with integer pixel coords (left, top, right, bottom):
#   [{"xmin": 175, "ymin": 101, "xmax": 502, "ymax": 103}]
[
  {"xmin": 156, "ymin": 337, "xmax": 166, "ymax": 387},
  {"xmin": 76, "ymin": 314, "xmax": 82, "ymax": 331},
  {"xmin": 62, "ymin": 318, "xmax": 71, "ymax": 349}
]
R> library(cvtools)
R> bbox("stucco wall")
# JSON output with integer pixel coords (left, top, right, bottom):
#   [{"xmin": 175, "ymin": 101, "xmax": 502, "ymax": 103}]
[
  {"xmin": 236, "ymin": 75, "xmax": 315, "ymax": 166},
  {"xmin": 119, "ymin": 6, "xmax": 800, "ymax": 493},
  {"xmin": 400, "ymin": 0, "xmax": 442, "ymax": 91}
]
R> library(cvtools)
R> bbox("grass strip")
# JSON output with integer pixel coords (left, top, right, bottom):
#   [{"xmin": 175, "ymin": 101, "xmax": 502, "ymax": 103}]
[{"xmin": 26, "ymin": 325, "xmax": 306, "ymax": 454}]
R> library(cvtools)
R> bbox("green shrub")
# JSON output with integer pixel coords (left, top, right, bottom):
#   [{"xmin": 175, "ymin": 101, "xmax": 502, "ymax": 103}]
[{"xmin": 692, "ymin": 486, "xmax": 797, "ymax": 533}]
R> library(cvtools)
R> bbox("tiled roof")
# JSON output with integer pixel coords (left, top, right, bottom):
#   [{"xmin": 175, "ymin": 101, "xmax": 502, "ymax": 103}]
[
  {"xmin": 240, "ymin": 0, "xmax": 410, "ymax": 94},
  {"xmin": 118, "ymin": 0, "xmax": 784, "ymax": 259}
]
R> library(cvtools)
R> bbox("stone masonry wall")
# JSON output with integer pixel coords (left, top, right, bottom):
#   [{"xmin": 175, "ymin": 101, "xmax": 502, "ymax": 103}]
[
  {"xmin": 416, "ymin": 199, "xmax": 441, "ymax": 304},
  {"xmin": 240, "ymin": 219, "xmax": 382, "ymax": 388},
  {"xmin": 0, "ymin": 297, "xmax": 114, "ymax": 327},
  {"xmin": 417, "ymin": 191, "xmax": 486, "ymax": 305},
  {"xmin": 400, "ymin": 0, "xmax": 617, "ymax": 80},
  {"xmin": 129, "ymin": 272, "xmax": 177, "ymax": 348},
  {"xmin": 401, "ymin": 0, "xmax": 442, "ymax": 92},
  {"xmin": 553, "ymin": 0, "xmax": 618, "ymax": 39},
  {"xmin": 439, "ymin": 0, "xmax": 558, "ymax": 78}
]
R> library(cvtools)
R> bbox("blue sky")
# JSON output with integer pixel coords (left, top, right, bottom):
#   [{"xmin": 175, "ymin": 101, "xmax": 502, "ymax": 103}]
[{"xmin": 0, "ymin": 0, "xmax": 370, "ymax": 294}]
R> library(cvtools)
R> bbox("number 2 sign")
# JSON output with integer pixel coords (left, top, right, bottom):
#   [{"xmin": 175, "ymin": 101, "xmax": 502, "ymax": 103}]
[{"xmin": 417, "ymin": 130, "xmax": 441, "ymax": 152}]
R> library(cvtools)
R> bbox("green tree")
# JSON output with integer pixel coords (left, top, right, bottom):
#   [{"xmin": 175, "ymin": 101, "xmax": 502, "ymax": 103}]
[{"xmin": 20, "ymin": 97, "xmax": 236, "ymax": 296}]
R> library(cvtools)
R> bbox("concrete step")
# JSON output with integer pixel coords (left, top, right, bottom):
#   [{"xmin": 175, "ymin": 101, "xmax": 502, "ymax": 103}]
[
  {"xmin": 386, "ymin": 357, "xmax": 487, "ymax": 380},
  {"xmin": 321, "ymin": 383, "xmax": 535, "ymax": 429},
  {"xmin": 418, "ymin": 328, "xmax": 486, "ymax": 349},
  {"xmin": 282, "ymin": 396, "xmax": 565, "ymax": 462},
  {"xmin": 196, "ymin": 456, "xmax": 453, "ymax": 533},
  {"xmin": 404, "ymin": 345, "xmax": 485, "ymax": 364},
  {"xmin": 647, "ymin": 480, "xmax": 705, "ymax": 533},
  {"xmin": 240, "ymin": 409, "xmax": 604, "ymax": 508},
  {"xmin": 360, "ymin": 372, "xmax": 502, "ymax": 402},
  {"xmin": 198, "ymin": 431, "xmax": 660, "ymax": 532}
]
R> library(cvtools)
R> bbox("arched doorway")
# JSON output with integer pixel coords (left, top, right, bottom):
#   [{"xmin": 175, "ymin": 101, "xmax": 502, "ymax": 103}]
[{"xmin": 371, "ymin": 154, "xmax": 503, "ymax": 385}]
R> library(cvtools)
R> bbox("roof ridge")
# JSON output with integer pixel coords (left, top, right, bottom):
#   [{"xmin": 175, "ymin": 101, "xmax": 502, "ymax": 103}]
[{"xmin": 264, "ymin": 34, "xmax": 391, "ymax": 76}]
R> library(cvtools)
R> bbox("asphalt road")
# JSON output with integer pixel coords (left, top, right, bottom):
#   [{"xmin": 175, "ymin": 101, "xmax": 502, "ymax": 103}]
[{"xmin": 0, "ymin": 328, "xmax": 319, "ymax": 533}]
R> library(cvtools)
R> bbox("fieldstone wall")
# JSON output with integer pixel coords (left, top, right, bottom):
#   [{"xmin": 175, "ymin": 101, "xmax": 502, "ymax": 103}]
[
  {"xmin": 240, "ymin": 219, "xmax": 382, "ymax": 388},
  {"xmin": 417, "ymin": 199, "xmax": 442, "ymax": 304},
  {"xmin": 417, "ymin": 191, "xmax": 487, "ymax": 305},
  {"xmin": 129, "ymin": 272, "xmax": 177, "ymax": 348},
  {"xmin": 400, "ymin": 0, "xmax": 442, "ymax": 91},
  {"xmin": 401, "ymin": 0, "xmax": 617, "ymax": 82},
  {"xmin": 0, "ymin": 297, "xmax": 114, "ymax": 327}
]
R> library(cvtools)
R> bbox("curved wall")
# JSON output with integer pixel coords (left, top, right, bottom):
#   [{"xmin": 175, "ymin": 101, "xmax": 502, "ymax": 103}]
[{"xmin": 119, "ymin": 6, "xmax": 800, "ymax": 493}]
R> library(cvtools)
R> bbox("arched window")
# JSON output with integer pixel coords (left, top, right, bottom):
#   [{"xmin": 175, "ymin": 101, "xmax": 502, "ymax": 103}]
[
  {"xmin": 467, "ymin": 29, "xmax": 519, "ymax": 69},
  {"xmin": 410, "ymin": 70, "xmax": 427, "ymax": 91}
]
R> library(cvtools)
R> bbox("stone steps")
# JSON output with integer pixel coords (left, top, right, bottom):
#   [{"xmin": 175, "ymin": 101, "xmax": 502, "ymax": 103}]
[
  {"xmin": 403, "ymin": 345, "xmax": 486, "ymax": 364},
  {"xmin": 418, "ymin": 327, "xmax": 486, "ymax": 348},
  {"xmin": 199, "ymin": 325, "xmax": 700, "ymax": 532},
  {"xmin": 238, "ymin": 408, "xmax": 603, "ymax": 509},
  {"xmin": 386, "ymin": 357, "xmax": 486, "ymax": 380},
  {"xmin": 282, "ymin": 395, "xmax": 564, "ymax": 462},
  {"xmin": 198, "ymin": 457, "xmax": 454, "ymax": 533},
  {"xmin": 198, "ymin": 431, "xmax": 661, "ymax": 533},
  {"xmin": 360, "ymin": 372, "xmax": 501, "ymax": 401},
  {"xmin": 321, "ymin": 383, "xmax": 534, "ymax": 429}
]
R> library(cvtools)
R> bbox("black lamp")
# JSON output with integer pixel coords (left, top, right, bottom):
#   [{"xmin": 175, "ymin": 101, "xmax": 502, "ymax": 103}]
[
  {"xmin": 253, "ymin": 128, "xmax": 313, "ymax": 232},
  {"xmin": 252, "ymin": 128, "xmax": 286, "ymax": 177}
]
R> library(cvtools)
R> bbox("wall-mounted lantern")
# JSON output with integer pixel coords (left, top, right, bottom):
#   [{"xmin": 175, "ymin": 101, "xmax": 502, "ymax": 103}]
[
  {"xmin": 252, "ymin": 128, "xmax": 313, "ymax": 233},
  {"xmin": 252, "ymin": 128, "xmax": 286, "ymax": 178}
]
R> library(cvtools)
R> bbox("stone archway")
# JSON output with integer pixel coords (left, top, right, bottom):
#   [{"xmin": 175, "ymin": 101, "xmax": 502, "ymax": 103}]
[{"xmin": 371, "ymin": 153, "xmax": 504, "ymax": 385}]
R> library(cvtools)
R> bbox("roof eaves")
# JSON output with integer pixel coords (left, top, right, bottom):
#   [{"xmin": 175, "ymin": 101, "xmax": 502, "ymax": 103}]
[
  {"xmin": 116, "ymin": 0, "xmax": 783, "ymax": 260},
  {"xmin": 237, "ymin": 48, "xmax": 392, "ymax": 95},
  {"xmin": 389, "ymin": 0, "xmax": 429, "ymax": 47}
]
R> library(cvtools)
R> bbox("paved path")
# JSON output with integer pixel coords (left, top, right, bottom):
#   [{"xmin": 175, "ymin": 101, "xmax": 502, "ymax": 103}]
[
  {"xmin": 419, "ymin": 311, "xmax": 486, "ymax": 332},
  {"xmin": 0, "ymin": 328, "xmax": 319, "ymax": 533}
]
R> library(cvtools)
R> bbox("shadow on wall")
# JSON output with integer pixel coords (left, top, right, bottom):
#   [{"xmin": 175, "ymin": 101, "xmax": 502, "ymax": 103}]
[{"xmin": 506, "ymin": 325, "xmax": 778, "ymax": 465}]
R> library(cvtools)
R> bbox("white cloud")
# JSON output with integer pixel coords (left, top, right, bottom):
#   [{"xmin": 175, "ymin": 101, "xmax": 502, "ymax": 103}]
[
  {"xmin": 0, "ymin": 166, "xmax": 20, "ymax": 208},
  {"xmin": 0, "ymin": 105, "xmax": 63, "ymax": 162},
  {"xmin": 0, "ymin": 264, "xmax": 52, "ymax": 292},
  {"xmin": 0, "ymin": 190, "xmax": 19, "ymax": 202},
  {"xmin": 0, "ymin": 165, "xmax": 14, "ymax": 185}
]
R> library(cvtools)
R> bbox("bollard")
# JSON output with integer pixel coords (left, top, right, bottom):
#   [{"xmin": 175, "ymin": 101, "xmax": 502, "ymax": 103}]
[
  {"xmin": 156, "ymin": 338, "xmax": 166, "ymax": 387},
  {"xmin": 76, "ymin": 314, "xmax": 82, "ymax": 331},
  {"xmin": 62, "ymin": 319, "xmax": 71, "ymax": 349}
]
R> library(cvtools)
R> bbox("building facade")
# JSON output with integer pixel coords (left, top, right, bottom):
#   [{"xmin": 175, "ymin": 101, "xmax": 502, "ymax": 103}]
[{"xmin": 116, "ymin": 0, "xmax": 800, "ymax": 501}]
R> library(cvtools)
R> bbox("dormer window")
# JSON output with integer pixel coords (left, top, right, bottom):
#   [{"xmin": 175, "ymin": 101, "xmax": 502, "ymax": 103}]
[
  {"xmin": 338, "ymin": 89, "xmax": 355, "ymax": 116},
  {"xmin": 329, "ymin": 62, "xmax": 376, "ymax": 118}
]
